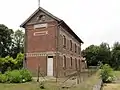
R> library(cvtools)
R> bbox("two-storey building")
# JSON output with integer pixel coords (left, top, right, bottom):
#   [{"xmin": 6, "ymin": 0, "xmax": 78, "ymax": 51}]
[{"xmin": 20, "ymin": 7, "xmax": 84, "ymax": 77}]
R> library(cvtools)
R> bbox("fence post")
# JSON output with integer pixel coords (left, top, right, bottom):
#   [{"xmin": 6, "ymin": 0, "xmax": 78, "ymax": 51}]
[{"xmin": 37, "ymin": 65, "xmax": 40, "ymax": 82}]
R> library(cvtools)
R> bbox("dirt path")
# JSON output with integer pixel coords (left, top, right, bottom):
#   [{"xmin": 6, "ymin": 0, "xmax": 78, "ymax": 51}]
[{"xmin": 102, "ymin": 83, "xmax": 120, "ymax": 90}]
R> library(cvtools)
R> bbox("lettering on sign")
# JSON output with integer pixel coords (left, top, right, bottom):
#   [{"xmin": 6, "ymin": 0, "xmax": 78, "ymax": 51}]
[
  {"xmin": 34, "ymin": 23, "xmax": 48, "ymax": 29},
  {"xmin": 34, "ymin": 31, "xmax": 48, "ymax": 36}
]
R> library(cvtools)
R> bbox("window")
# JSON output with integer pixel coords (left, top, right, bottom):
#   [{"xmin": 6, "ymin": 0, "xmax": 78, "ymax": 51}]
[
  {"xmin": 70, "ymin": 40, "xmax": 72, "ymax": 51},
  {"xmin": 63, "ymin": 35, "xmax": 66, "ymax": 48},
  {"xmin": 78, "ymin": 47, "xmax": 81, "ymax": 55},
  {"xmin": 63, "ymin": 55, "xmax": 66, "ymax": 68},
  {"xmin": 38, "ymin": 15, "xmax": 46, "ymax": 21},
  {"xmin": 79, "ymin": 59, "xmax": 81, "ymax": 70},
  {"xmin": 75, "ymin": 44, "xmax": 77, "ymax": 53},
  {"xmin": 70, "ymin": 57, "xmax": 72, "ymax": 68},
  {"xmin": 75, "ymin": 58, "xmax": 77, "ymax": 70}
]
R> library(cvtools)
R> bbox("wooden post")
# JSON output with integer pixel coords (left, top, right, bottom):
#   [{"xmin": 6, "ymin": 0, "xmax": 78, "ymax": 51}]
[{"xmin": 37, "ymin": 65, "xmax": 40, "ymax": 82}]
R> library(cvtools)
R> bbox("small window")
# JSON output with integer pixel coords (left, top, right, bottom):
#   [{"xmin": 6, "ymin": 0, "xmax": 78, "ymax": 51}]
[
  {"xmin": 70, "ymin": 57, "xmax": 72, "ymax": 68},
  {"xmin": 70, "ymin": 40, "xmax": 72, "ymax": 51},
  {"xmin": 75, "ymin": 58, "xmax": 77, "ymax": 70},
  {"xmin": 63, "ymin": 55, "xmax": 66, "ymax": 68},
  {"xmin": 79, "ymin": 59, "xmax": 81, "ymax": 70},
  {"xmin": 78, "ymin": 47, "xmax": 81, "ymax": 55},
  {"xmin": 75, "ymin": 44, "xmax": 77, "ymax": 53},
  {"xmin": 39, "ymin": 15, "xmax": 46, "ymax": 21},
  {"xmin": 63, "ymin": 35, "xmax": 66, "ymax": 48}
]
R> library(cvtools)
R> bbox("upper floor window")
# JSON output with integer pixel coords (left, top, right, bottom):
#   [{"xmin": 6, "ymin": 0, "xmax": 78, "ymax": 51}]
[
  {"xmin": 63, "ymin": 35, "xmax": 66, "ymax": 48},
  {"xmin": 78, "ymin": 47, "xmax": 81, "ymax": 55},
  {"xmin": 70, "ymin": 40, "xmax": 72, "ymax": 51},
  {"xmin": 75, "ymin": 44, "xmax": 77, "ymax": 53}
]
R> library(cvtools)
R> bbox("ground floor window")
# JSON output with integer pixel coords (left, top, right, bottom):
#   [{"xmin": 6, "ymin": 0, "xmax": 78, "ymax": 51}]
[
  {"xmin": 75, "ymin": 58, "xmax": 77, "ymax": 70},
  {"xmin": 70, "ymin": 57, "xmax": 72, "ymax": 68},
  {"xmin": 63, "ymin": 55, "xmax": 66, "ymax": 69}
]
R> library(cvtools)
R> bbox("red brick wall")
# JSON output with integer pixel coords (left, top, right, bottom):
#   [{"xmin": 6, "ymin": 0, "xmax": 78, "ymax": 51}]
[
  {"xmin": 25, "ymin": 21, "xmax": 58, "ymax": 76},
  {"xmin": 25, "ymin": 21, "xmax": 57, "ymax": 53},
  {"xmin": 27, "ymin": 56, "xmax": 47, "ymax": 76}
]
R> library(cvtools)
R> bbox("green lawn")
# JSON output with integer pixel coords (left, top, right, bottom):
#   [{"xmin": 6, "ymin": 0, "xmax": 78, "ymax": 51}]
[
  {"xmin": 0, "ymin": 81, "xmax": 57, "ymax": 90},
  {"xmin": 0, "ymin": 70, "xmax": 100, "ymax": 90}
]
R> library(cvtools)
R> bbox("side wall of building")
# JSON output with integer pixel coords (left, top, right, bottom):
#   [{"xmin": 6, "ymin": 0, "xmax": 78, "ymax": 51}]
[{"xmin": 57, "ymin": 26, "xmax": 82, "ymax": 77}]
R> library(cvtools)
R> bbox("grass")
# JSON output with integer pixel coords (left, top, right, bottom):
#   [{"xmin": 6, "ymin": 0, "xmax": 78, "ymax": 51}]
[
  {"xmin": 69, "ymin": 70, "xmax": 101, "ymax": 90},
  {"xmin": 0, "ymin": 81, "xmax": 57, "ymax": 90},
  {"xmin": 0, "ymin": 70, "xmax": 100, "ymax": 90},
  {"xmin": 102, "ymin": 84, "xmax": 120, "ymax": 90},
  {"xmin": 114, "ymin": 71, "xmax": 120, "ymax": 79}
]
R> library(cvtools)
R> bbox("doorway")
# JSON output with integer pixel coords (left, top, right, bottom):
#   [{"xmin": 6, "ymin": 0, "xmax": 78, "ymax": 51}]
[{"xmin": 47, "ymin": 56, "xmax": 53, "ymax": 76}]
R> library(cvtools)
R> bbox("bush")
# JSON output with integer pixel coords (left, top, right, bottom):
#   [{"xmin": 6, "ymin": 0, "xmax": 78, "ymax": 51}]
[
  {"xmin": 5, "ymin": 70, "xmax": 23, "ymax": 83},
  {"xmin": 0, "ymin": 74, "xmax": 8, "ymax": 83},
  {"xmin": 20, "ymin": 69, "xmax": 32, "ymax": 82},
  {"xmin": 4, "ymin": 69, "xmax": 32, "ymax": 83},
  {"xmin": 100, "ymin": 64, "xmax": 114, "ymax": 83},
  {"xmin": 0, "ymin": 53, "xmax": 24, "ymax": 74}
]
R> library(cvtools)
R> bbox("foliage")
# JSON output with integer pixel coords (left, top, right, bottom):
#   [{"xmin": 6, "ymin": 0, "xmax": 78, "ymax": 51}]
[
  {"xmin": 0, "ymin": 74, "xmax": 8, "ymax": 83},
  {"xmin": 11, "ymin": 30, "xmax": 24, "ymax": 58},
  {"xmin": 82, "ymin": 45, "xmax": 100, "ymax": 66},
  {"xmin": 1, "ymin": 69, "xmax": 32, "ymax": 83},
  {"xmin": 0, "ymin": 53, "xmax": 24, "ymax": 73},
  {"xmin": 111, "ymin": 42, "xmax": 120, "ymax": 70},
  {"xmin": 14, "ymin": 53, "xmax": 24, "ymax": 69},
  {"xmin": 82, "ymin": 42, "xmax": 111, "ymax": 67},
  {"xmin": 98, "ymin": 43, "xmax": 111, "ymax": 64},
  {"xmin": 20, "ymin": 69, "xmax": 32, "ymax": 82},
  {"xmin": 5, "ymin": 70, "xmax": 23, "ymax": 83},
  {"xmin": 100, "ymin": 64, "xmax": 114, "ymax": 83},
  {"xmin": 0, "ymin": 24, "xmax": 14, "ymax": 57},
  {"xmin": 0, "ymin": 24, "xmax": 24, "ymax": 58}
]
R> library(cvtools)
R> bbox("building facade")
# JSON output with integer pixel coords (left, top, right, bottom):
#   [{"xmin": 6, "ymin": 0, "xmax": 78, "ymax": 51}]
[{"xmin": 21, "ymin": 7, "xmax": 84, "ymax": 77}]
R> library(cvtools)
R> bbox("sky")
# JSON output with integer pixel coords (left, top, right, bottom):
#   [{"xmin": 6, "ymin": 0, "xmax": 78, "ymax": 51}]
[{"xmin": 0, "ymin": 0, "xmax": 120, "ymax": 49}]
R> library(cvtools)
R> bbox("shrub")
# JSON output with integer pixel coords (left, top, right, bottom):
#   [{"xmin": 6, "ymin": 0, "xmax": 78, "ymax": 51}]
[
  {"xmin": 20, "ymin": 69, "xmax": 32, "ymax": 82},
  {"xmin": 5, "ymin": 69, "xmax": 32, "ymax": 83},
  {"xmin": 100, "ymin": 64, "xmax": 114, "ymax": 83},
  {"xmin": 5, "ymin": 70, "xmax": 23, "ymax": 83},
  {"xmin": 0, "ymin": 74, "xmax": 8, "ymax": 83}
]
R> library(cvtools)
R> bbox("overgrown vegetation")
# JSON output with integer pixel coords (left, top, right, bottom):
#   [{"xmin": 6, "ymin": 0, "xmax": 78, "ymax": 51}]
[
  {"xmin": 82, "ymin": 42, "xmax": 120, "ymax": 70},
  {"xmin": 0, "ymin": 69, "xmax": 32, "ymax": 83},
  {"xmin": 0, "ymin": 53, "xmax": 24, "ymax": 73},
  {"xmin": 100, "ymin": 64, "xmax": 114, "ymax": 83}
]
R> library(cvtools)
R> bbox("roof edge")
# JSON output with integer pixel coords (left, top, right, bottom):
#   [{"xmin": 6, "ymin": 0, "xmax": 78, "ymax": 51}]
[{"xmin": 20, "ymin": 7, "xmax": 61, "ymax": 28}]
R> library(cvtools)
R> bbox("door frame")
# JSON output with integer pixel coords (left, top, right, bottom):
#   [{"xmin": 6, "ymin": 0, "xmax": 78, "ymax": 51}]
[{"xmin": 47, "ymin": 56, "xmax": 53, "ymax": 76}]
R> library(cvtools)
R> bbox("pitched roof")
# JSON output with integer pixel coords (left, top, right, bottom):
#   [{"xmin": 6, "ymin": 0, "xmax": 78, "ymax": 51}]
[
  {"xmin": 20, "ymin": 7, "xmax": 61, "ymax": 27},
  {"xmin": 20, "ymin": 7, "xmax": 83, "ymax": 43}
]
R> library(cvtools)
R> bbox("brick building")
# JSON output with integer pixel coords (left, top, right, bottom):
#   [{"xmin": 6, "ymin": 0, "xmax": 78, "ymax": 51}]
[{"xmin": 20, "ymin": 7, "xmax": 84, "ymax": 77}]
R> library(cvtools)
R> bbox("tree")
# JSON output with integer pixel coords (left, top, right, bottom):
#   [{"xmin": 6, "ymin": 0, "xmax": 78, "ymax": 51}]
[
  {"xmin": 11, "ymin": 30, "xmax": 24, "ymax": 58},
  {"xmin": 98, "ymin": 42, "xmax": 111, "ymax": 64},
  {"xmin": 82, "ymin": 42, "xmax": 111, "ymax": 66},
  {"xmin": 0, "ymin": 53, "xmax": 24, "ymax": 73},
  {"xmin": 0, "ymin": 24, "xmax": 13, "ymax": 57},
  {"xmin": 82, "ymin": 45, "xmax": 100, "ymax": 66},
  {"xmin": 111, "ymin": 42, "xmax": 120, "ymax": 70}
]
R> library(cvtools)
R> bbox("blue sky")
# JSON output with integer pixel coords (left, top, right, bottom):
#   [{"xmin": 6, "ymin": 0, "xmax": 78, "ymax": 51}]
[{"xmin": 0, "ymin": 0, "xmax": 120, "ymax": 49}]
